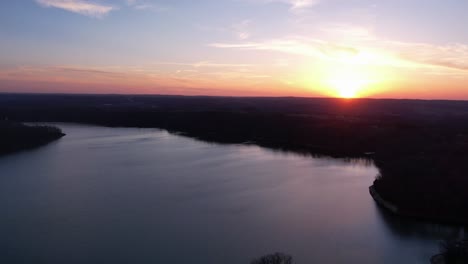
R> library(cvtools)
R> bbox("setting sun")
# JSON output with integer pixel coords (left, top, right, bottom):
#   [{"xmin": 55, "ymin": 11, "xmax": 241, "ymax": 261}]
[
  {"xmin": 331, "ymin": 78, "xmax": 362, "ymax": 98},
  {"xmin": 323, "ymin": 67, "xmax": 372, "ymax": 98}
]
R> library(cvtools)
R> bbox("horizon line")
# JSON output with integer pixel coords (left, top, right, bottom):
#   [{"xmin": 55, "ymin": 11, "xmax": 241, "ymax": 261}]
[{"xmin": 1, "ymin": 91, "xmax": 468, "ymax": 103}]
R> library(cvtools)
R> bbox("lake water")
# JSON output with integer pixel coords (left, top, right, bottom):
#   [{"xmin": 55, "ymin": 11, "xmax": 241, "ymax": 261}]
[{"xmin": 0, "ymin": 124, "xmax": 464, "ymax": 264}]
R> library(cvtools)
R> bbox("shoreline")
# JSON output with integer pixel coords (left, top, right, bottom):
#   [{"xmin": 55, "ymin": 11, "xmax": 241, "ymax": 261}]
[
  {"xmin": 370, "ymin": 184, "xmax": 468, "ymax": 226},
  {"xmin": 369, "ymin": 185, "xmax": 399, "ymax": 214}
]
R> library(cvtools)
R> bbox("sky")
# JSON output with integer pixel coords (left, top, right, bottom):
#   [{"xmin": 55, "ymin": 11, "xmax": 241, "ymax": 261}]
[{"xmin": 1, "ymin": 0, "xmax": 468, "ymax": 99}]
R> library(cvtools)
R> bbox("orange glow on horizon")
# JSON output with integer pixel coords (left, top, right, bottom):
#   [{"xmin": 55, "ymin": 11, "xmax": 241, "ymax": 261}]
[{"xmin": 317, "ymin": 64, "xmax": 385, "ymax": 99}]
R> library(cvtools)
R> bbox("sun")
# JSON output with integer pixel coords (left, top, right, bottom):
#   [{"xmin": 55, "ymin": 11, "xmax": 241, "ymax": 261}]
[
  {"xmin": 323, "ymin": 67, "xmax": 374, "ymax": 99},
  {"xmin": 331, "ymin": 78, "xmax": 364, "ymax": 99}
]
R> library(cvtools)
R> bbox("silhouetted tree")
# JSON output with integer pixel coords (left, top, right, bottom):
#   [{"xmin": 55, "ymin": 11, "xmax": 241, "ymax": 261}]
[
  {"xmin": 250, "ymin": 252, "xmax": 294, "ymax": 264},
  {"xmin": 437, "ymin": 240, "xmax": 468, "ymax": 264}
]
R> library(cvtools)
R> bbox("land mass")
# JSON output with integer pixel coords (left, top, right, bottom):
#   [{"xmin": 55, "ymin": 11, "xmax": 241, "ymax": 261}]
[
  {"xmin": 0, "ymin": 121, "xmax": 65, "ymax": 156},
  {"xmin": 1, "ymin": 93, "xmax": 468, "ymax": 223}
]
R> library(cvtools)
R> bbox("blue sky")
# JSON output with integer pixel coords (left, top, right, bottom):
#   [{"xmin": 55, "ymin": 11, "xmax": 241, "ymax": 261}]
[{"xmin": 1, "ymin": 0, "xmax": 468, "ymax": 98}]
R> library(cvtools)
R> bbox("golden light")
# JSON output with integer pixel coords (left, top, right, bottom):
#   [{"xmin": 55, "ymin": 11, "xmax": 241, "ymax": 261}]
[
  {"xmin": 323, "ymin": 65, "xmax": 381, "ymax": 99},
  {"xmin": 300, "ymin": 49, "xmax": 393, "ymax": 98},
  {"xmin": 329, "ymin": 78, "xmax": 365, "ymax": 98}
]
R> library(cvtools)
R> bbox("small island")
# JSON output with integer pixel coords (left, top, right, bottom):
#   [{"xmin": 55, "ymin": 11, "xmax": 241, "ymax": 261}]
[{"xmin": 0, "ymin": 121, "xmax": 65, "ymax": 156}]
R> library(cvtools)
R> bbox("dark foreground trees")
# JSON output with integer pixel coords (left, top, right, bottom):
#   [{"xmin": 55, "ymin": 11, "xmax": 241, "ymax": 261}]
[
  {"xmin": 250, "ymin": 253, "xmax": 294, "ymax": 264},
  {"xmin": 0, "ymin": 121, "xmax": 65, "ymax": 155},
  {"xmin": 431, "ymin": 240, "xmax": 468, "ymax": 264}
]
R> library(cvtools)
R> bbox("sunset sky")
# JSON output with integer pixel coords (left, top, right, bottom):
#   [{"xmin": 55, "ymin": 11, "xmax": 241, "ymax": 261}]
[{"xmin": 1, "ymin": 0, "xmax": 468, "ymax": 99}]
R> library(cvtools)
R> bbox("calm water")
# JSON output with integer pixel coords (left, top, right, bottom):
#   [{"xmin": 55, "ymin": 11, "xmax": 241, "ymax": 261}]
[{"xmin": 0, "ymin": 124, "xmax": 464, "ymax": 264}]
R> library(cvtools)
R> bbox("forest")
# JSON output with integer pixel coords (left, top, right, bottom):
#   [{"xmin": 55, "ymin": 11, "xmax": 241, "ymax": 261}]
[{"xmin": 0, "ymin": 120, "xmax": 65, "ymax": 156}]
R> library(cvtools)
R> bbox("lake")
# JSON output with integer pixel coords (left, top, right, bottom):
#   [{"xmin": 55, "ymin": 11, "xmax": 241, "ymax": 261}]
[{"xmin": 0, "ymin": 124, "xmax": 463, "ymax": 264}]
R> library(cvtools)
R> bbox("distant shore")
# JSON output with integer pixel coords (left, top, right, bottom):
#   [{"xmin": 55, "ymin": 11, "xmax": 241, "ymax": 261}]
[{"xmin": 371, "ymin": 180, "xmax": 468, "ymax": 225}]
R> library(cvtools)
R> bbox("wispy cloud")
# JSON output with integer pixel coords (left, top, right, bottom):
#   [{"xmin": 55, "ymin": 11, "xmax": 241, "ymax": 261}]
[
  {"xmin": 392, "ymin": 42, "xmax": 468, "ymax": 72},
  {"xmin": 232, "ymin": 20, "xmax": 252, "ymax": 40},
  {"xmin": 125, "ymin": 0, "xmax": 169, "ymax": 11},
  {"xmin": 319, "ymin": 24, "xmax": 375, "ymax": 41},
  {"xmin": 195, "ymin": 19, "xmax": 253, "ymax": 41},
  {"xmin": 211, "ymin": 34, "xmax": 468, "ymax": 74},
  {"xmin": 253, "ymin": 0, "xmax": 320, "ymax": 11},
  {"xmin": 35, "ymin": 0, "xmax": 115, "ymax": 18},
  {"xmin": 0, "ymin": 63, "xmax": 280, "ymax": 96},
  {"xmin": 287, "ymin": 0, "xmax": 320, "ymax": 10},
  {"xmin": 210, "ymin": 37, "xmax": 357, "ymax": 59},
  {"xmin": 152, "ymin": 61, "xmax": 255, "ymax": 68}
]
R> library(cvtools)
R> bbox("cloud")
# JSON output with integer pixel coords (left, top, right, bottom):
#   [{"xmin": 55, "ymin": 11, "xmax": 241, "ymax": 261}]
[
  {"xmin": 288, "ymin": 0, "xmax": 319, "ymax": 10},
  {"xmin": 125, "ymin": 0, "xmax": 169, "ymax": 11},
  {"xmin": 196, "ymin": 20, "xmax": 253, "ymax": 41},
  {"xmin": 232, "ymin": 20, "xmax": 252, "ymax": 40},
  {"xmin": 210, "ymin": 34, "xmax": 468, "ymax": 74},
  {"xmin": 392, "ymin": 42, "xmax": 468, "ymax": 72},
  {"xmin": 152, "ymin": 61, "xmax": 254, "ymax": 68},
  {"xmin": 252, "ymin": 0, "xmax": 320, "ymax": 11},
  {"xmin": 319, "ymin": 24, "xmax": 375, "ymax": 41},
  {"xmin": 35, "ymin": 0, "xmax": 114, "ymax": 18},
  {"xmin": 210, "ymin": 37, "xmax": 358, "ymax": 59},
  {"xmin": 50, "ymin": 66, "xmax": 121, "ymax": 76}
]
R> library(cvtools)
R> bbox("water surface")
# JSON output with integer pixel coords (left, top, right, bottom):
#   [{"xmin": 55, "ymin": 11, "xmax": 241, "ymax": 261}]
[{"xmin": 0, "ymin": 124, "xmax": 463, "ymax": 264}]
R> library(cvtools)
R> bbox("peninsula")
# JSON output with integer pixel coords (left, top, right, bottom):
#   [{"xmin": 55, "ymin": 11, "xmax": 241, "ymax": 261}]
[{"xmin": 0, "ymin": 120, "xmax": 65, "ymax": 156}]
